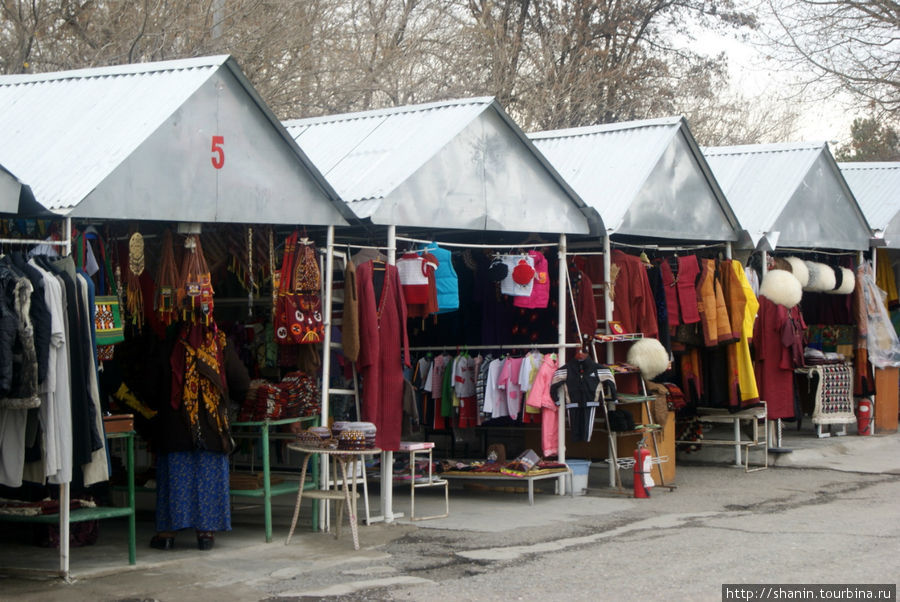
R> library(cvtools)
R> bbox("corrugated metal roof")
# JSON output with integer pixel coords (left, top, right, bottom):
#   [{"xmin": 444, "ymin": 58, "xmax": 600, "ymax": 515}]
[
  {"xmin": 284, "ymin": 98, "xmax": 492, "ymax": 210},
  {"xmin": 704, "ymin": 142, "xmax": 873, "ymax": 250},
  {"xmin": 0, "ymin": 56, "xmax": 228, "ymax": 213},
  {"xmin": 838, "ymin": 162, "xmax": 900, "ymax": 231},
  {"xmin": 703, "ymin": 142, "xmax": 825, "ymax": 245},
  {"xmin": 530, "ymin": 117, "xmax": 738, "ymax": 238},
  {"xmin": 284, "ymin": 97, "xmax": 600, "ymax": 233}
]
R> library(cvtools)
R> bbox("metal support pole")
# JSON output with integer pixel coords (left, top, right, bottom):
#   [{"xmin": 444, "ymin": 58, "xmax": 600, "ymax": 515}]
[
  {"xmin": 319, "ymin": 225, "xmax": 335, "ymax": 531},
  {"xmin": 64, "ymin": 217, "xmax": 72, "ymax": 257},
  {"xmin": 60, "ymin": 482, "xmax": 69, "ymax": 579},
  {"xmin": 381, "ymin": 225, "xmax": 397, "ymax": 523},
  {"xmin": 603, "ymin": 233, "xmax": 613, "ymax": 365},
  {"xmin": 602, "ymin": 232, "xmax": 617, "ymax": 487},
  {"xmin": 557, "ymin": 233, "xmax": 568, "ymax": 494}
]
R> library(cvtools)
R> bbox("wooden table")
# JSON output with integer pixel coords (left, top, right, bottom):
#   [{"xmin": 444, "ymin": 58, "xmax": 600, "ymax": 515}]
[{"xmin": 285, "ymin": 444, "xmax": 381, "ymax": 550}]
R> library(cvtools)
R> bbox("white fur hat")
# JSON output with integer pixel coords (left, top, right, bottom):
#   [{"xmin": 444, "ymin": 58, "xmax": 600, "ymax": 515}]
[
  {"xmin": 825, "ymin": 267, "xmax": 856, "ymax": 295},
  {"xmin": 803, "ymin": 261, "xmax": 836, "ymax": 292},
  {"xmin": 759, "ymin": 268, "xmax": 803, "ymax": 308},
  {"xmin": 626, "ymin": 337, "xmax": 670, "ymax": 381},
  {"xmin": 784, "ymin": 257, "xmax": 809, "ymax": 288}
]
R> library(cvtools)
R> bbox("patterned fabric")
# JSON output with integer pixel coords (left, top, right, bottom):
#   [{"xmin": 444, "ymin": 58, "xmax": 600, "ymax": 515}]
[
  {"xmin": 807, "ymin": 363, "xmax": 856, "ymax": 426},
  {"xmin": 238, "ymin": 371, "xmax": 320, "ymax": 421},
  {"xmin": 155, "ymin": 450, "xmax": 231, "ymax": 532},
  {"xmin": 182, "ymin": 329, "xmax": 230, "ymax": 447}
]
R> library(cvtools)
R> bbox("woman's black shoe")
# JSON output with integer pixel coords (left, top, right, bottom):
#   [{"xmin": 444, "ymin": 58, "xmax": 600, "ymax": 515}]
[
  {"xmin": 197, "ymin": 533, "xmax": 215, "ymax": 550},
  {"xmin": 150, "ymin": 535, "xmax": 175, "ymax": 550}
]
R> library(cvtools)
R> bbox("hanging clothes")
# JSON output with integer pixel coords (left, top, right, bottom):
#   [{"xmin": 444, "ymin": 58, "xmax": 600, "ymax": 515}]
[
  {"xmin": 676, "ymin": 256, "xmax": 702, "ymax": 325},
  {"xmin": 696, "ymin": 258, "xmax": 733, "ymax": 347},
  {"xmin": 26, "ymin": 259, "xmax": 72, "ymax": 484},
  {"xmin": 513, "ymin": 250, "xmax": 550, "ymax": 309},
  {"xmin": 550, "ymin": 357, "xmax": 613, "ymax": 443},
  {"xmin": 731, "ymin": 261, "xmax": 760, "ymax": 408},
  {"xmin": 753, "ymin": 296, "xmax": 805, "ymax": 420},
  {"xmin": 356, "ymin": 260, "xmax": 410, "ymax": 451},
  {"xmin": 419, "ymin": 243, "xmax": 458, "ymax": 313},
  {"xmin": 525, "ymin": 354, "xmax": 560, "ymax": 457},
  {"xmin": 610, "ymin": 250, "xmax": 658, "ymax": 338},
  {"xmin": 341, "ymin": 259, "xmax": 360, "ymax": 363}
]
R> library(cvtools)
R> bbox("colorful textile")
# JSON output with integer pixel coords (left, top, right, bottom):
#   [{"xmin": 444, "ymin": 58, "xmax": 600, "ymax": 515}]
[
  {"xmin": 805, "ymin": 363, "xmax": 856, "ymax": 426},
  {"xmin": 155, "ymin": 450, "xmax": 231, "ymax": 532},
  {"xmin": 238, "ymin": 372, "xmax": 320, "ymax": 421},
  {"xmin": 170, "ymin": 323, "xmax": 231, "ymax": 453}
]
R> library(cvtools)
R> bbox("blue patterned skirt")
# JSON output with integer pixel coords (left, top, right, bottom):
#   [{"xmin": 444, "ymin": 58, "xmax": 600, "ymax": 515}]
[{"xmin": 155, "ymin": 450, "xmax": 231, "ymax": 532}]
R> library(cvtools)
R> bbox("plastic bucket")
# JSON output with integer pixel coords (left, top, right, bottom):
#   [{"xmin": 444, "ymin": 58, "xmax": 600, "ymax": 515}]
[{"xmin": 566, "ymin": 459, "xmax": 591, "ymax": 495}]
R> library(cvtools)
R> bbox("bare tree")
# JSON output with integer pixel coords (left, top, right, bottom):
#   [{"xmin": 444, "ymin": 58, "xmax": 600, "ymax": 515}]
[
  {"xmin": 1, "ymin": 0, "xmax": 787, "ymax": 144},
  {"xmin": 762, "ymin": 0, "xmax": 900, "ymax": 115}
]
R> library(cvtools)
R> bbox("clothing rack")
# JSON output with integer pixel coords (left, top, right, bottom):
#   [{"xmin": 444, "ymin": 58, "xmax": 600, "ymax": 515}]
[
  {"xmin": 0, "ymin": 219, "xmax": 79, "ymax": 580},
  {"xmin": 395, "ymin": 235, "xmax": 558, "ymax": 250},
  {"xmin": 408, "ymin": 342, "xmax": 578, "ymax": 353},
  {"xmin": 324, "ymin": 227, "xmax": 575, "ymax": 521},
  {"xmin": 608, "ymin": 240, "xmax": 729, "ymax": 253},
  {"xmin": 773, "ymin": 247, "xmax": 860, "ymax": 257}
]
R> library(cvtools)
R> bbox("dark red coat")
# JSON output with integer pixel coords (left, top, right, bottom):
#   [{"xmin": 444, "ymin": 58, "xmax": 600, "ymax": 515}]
[
  {"xmin": 753, "ymin": 296, "xmax": 805, "ymax": 419},
  {"xmin": 356, "ymin": 261, "xmax": 410, "ymax": 451}
]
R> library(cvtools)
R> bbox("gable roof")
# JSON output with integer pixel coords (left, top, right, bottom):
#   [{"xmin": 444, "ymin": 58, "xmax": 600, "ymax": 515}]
[
  {"xmin": 0, "ymin": 55, "xmax": 349, "ymax": 225},
  {"xmin": 529, "ymin": 116, "xmax": 740, "ymax": 241},
  {"xmin": 704, "ymin": 142, "xmax": 872, "ymax": 251},
  {"xmin": 0, "ymin": 163, "xmax": 45, "ymax": 217},
  {"xmin": 284, "ymin": 97, "xmax": 601, "ymax": 234},
  {"xmin": 838, "ymin": 162, "xmax": 900, "ymax": 248}
]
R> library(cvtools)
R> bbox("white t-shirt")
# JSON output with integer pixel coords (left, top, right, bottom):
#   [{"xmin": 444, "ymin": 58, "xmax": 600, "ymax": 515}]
[
  {"xmin": 518, "ymin": 351, "xmax": 544, "ymax": 393},
  {"xmin": 499, "ymin": 254, "xmax": 535, "ymax": 297},
  {"xmin": 453, "ymin": 355, "xmax": 477, "ymax": 398},
  {"xmin": 482, "ymin": 358, "xmax": 507, "ymax": 417}
]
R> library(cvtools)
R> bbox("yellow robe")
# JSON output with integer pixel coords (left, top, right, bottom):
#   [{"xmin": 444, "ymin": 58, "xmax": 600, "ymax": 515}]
[{"xmin": 733, "ymin": 261, "xmax": 760, "ymax": 403}]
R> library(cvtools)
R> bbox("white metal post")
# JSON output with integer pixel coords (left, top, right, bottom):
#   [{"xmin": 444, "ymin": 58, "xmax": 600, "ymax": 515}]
[
  {"xmin": 319, "ymin": 225, "xmax": 335, "ymax": 530},
  {"xmin": 603, "ymin": 233, "xmax": 617, "ymax": 486},
  {"xmin": 381, "ymin": 225, "xmax": 397, "ymax": 523},
  {"xmin": 557, "ymin": 233, "xmax": 568, "ymax": 494}
]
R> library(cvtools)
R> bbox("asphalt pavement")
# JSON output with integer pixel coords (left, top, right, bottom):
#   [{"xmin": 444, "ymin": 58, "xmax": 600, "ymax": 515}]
[{"xmin": 2, "ymin": 423, "xmax": 898, "ymax": 601}]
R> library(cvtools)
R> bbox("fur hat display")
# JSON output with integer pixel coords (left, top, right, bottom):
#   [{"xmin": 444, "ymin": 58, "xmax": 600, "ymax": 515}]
[
  {"xmin": 759, "ymin": 268, "xmax": 803, "ymax": 309},
  {"xmin": 826, "ymin": 267, "xmax": 856, "ymax": 295},
  {"xmin": 784, "ymin": 257, "xmax": 809, "ymax": 288},
  {"xmin": 626, "ymin": 337, "xmax": 670, "ymax": 381},
  {"xmin": 803, "ymin": 261, "xmax": 836, "ymax": 292}
]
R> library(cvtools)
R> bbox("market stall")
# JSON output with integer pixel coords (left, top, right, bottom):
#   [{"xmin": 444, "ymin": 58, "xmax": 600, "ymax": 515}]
[
  {"xmin": 0, "ymin": 55, "xmax": 349, "ymax": 577},
  {"xmin": 704, "ymin": 142, "xmax": 875, "ymax": 446},
  {"xmin": 531, "ymin": 116, "xmax": 747, "ymax": 487},
  {"xmin": 838, "ymin": 161, "xmax": 900, "ymax": 432},
  {"xmin": 285, "ymin": 96, "xmax": 604, "ymax": 514}
]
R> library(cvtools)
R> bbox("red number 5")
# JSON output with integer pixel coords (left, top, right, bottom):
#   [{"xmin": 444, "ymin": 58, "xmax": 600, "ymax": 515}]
[{"xmin": 211, "ymin": 135, "xmax": 225, "ymax": 169}]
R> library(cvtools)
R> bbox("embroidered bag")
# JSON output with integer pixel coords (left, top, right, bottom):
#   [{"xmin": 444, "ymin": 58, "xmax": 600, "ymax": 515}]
[
  {"xmin": 274, "ymin": 232, "xmax": 324, "ymax": 344},
  {"xmin": 83, "ymin": 232, "xmax": 125, "ymax": 347},
  {"xmin": 155, "ymin": 230, "xmax": 179, "ymax": 325},
  {"xmin": 178, "ymin": 235, "xmax": 214, "ymax": 322}
]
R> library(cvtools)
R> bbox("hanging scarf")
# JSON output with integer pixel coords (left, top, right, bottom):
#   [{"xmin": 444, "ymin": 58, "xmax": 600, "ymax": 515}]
[{"xmin": 170, "ymin": 322, "xmax": 232, "ymax": 453}]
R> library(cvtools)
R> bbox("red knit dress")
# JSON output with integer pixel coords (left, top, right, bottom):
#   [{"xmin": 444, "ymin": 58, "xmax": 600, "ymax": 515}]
[{"xmin": 356, "ymin": 261, "xmax": 410, "ymax": 451}]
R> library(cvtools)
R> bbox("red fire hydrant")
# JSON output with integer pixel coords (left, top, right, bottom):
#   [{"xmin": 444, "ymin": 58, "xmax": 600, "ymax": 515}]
[
  {"xmin": 857, "ymin": 398, "xmax": 874, "ymax": 436},
  {"xmin": 633, "ymin": 440, "xmax": 652, "ymax": 498}
]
